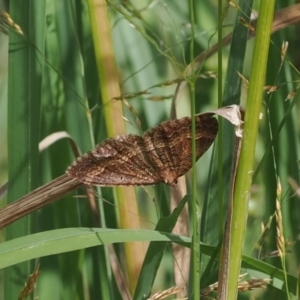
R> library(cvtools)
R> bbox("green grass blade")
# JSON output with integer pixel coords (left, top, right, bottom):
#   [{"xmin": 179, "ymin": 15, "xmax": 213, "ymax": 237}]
[
  {"xmin": 0, "ymin": 227, "xmax": 298, "ymax": 296},
  {"xmin": 0, "ymin": 228, "xmax": 190, "ymax": 269},
  {"xmin": 133, "ymin": 195, "xmax": 189, "ymax": 300},
  {"xmin": 6, "ymin": 1, "xmax": 46, "ymax": 298}
]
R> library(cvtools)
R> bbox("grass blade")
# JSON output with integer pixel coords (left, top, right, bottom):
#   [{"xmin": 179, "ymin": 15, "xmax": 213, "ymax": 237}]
[
  {"xmin": 6, "ymin": 1, "xmax": 46, "ymax": 298},
  {"xmin": 133, "ymin": 195, "xmax": 189, "ymax": 300}
]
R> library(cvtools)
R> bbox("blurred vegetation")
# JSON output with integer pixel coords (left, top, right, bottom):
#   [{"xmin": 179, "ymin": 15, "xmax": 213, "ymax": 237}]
[{"xmin": 0, "ymin": 0, "xmax": 300, "ymax": 299}]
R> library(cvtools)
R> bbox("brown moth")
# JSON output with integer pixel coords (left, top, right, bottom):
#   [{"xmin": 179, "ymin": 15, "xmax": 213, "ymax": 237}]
[{"xmin": 67, "ymin": 113, "xmax": 218, "ymax": 187}]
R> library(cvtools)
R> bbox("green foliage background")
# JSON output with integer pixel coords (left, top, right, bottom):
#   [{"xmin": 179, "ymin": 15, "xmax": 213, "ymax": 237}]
[{"xmin": 0, "ymin": 0, "xmax": 300, "ymax": 299}]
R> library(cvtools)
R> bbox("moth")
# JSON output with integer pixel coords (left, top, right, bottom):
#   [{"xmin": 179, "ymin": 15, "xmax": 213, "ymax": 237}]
[{"xmin": 67, "ymin": 113, "xmax": 218, "ymax": 187}]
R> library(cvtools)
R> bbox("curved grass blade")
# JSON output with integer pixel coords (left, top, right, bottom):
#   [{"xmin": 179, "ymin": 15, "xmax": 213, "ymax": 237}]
[{"xmin": 0, "ymin": 227, "xmax": 297, "ymax": 296}]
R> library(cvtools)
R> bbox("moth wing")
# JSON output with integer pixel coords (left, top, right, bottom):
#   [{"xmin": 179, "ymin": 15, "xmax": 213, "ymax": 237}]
[{"xmin": 67, "ymin": 135, "xmax": 162, "ymax": 186}]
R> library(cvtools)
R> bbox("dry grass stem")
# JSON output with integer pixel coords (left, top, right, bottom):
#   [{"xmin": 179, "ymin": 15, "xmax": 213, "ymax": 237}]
[
  {"xmin": 281, "ymin": 41, "xmax": 289, "ymax": 63},
  {"xmin": 264, "ymin": 85, "xmax": 280, "ymax": 93},
  {"xmin": 148, "ymin": 286, "xmax": 186, "ymax": 300},
  {"xmin": 170, "ymin": 176, "xmax": 190, "ymax": 297},
  {"xmin": 275, "ymin": 180, "xmax": 285, "ymax": 258},
  {"xmin": 239, "ymin": 17, "xmax": 256, "ymax": 32},
  {"xmin": 0, "ymin": 9, "xmax": 23, "ymax": 34},
  {"xmin": 285, "ymin": 89, "xmax": 297, "ymax": 101},
  {"xmin": 237, "ymin": 278, "xmax": 272, "ymax": 291},
  {"xmin": 18, "ymin": 265, "xmax": 40, "ymax": 300},
  {"xmin": 201, "ymin": 274, "xmax": 271, "ymax": 298},
  {"xmin": 288, "ymin": 177, "xmax": 300, "ymax": 197},
  {"xmin": 0, "ymin": 175, "xmax": 81, "ymax": 229},
  {"xmin": 254, "ymin": 216, "xmax": 272, "ymax": 259},
  {"xmin": 108, "ymin": 244, "xmax": 132, "ymax": 300}
]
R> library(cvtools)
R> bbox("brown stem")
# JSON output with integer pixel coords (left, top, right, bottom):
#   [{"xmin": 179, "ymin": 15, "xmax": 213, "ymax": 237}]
[{"xmin": 0, "ymin": 174, "xmax": 82, "ymax": 230}]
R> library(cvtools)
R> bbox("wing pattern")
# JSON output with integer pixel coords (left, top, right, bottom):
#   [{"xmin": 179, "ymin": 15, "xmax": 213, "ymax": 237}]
[{"xmin": 66, "ymin": 113, "xmax": 218, "ymax": 187}]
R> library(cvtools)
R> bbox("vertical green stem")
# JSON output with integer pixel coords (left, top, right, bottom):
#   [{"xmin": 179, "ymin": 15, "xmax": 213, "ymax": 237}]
[
  {"xmin": 226, "ymin": 0, "xmax": 275, "ymax": 299},
  {"xmin": 217, "ymin": 0, "xmax": 223, "ymax": 239},
  {"xmin": 188, "ymin": 1, "xmax": 199, "ymax": 299}
]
